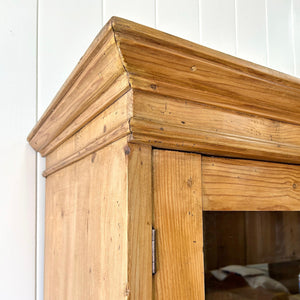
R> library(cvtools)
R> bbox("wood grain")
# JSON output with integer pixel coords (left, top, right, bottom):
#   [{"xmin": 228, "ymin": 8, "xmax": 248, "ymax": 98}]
[
  {"xmin": 26, "ymin": 17, "xmax": 300, "ymax": 300},
  {"xmin": 46, "ymin": 91, "xmax": 132, "ymax": 174},
  {"xmin": 153, "ymin": 150, "xmax": 204, "ymax": 300},
  {"xmin": 202, "ymin": 156, "xmax": 300, "ymax": 211},
  {"xmin": 28, "ymin": 20, "xmax": 130, "ymax": 153},
  {"xmin": 44, "ymin": 138, "xmax": 129, "ymax": 300},
  {"xmin": 130, "ymin": 119, "xmax": 300, "ymax": 164},
  {"xmin": 41, "ymin": 73, "xmax": 130, "ymax": 156},
  {"xmin": 130, "ymin": 91, "xmax": 300, "ymax": 164},
  {"xmin": 203, "ymin": 212, "xmax": 246, "ymax": 271},
  {"xmin": 127, "ymin": 143, "xmax": 152, "ymax": 299},
  {"xmin": 29, "ymin": 17, "xmax": 300, "ymax": 159},
  {"xmin": 245, "ymin": 212, "xmax": 300, "ymax": 264},
  {"xmin": 43, "ymin": 122, "xmax": 130, "ymax": 177},
  {"xmin": 111, "ymin": 17, "xmax": 300, "ymax": 125},
  {"xmin": 203, "ymin": 211, "xmax": 300, "ymax": 270}
]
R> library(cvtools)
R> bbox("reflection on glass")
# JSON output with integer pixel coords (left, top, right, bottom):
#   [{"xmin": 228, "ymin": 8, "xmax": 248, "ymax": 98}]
[{"xmin": 203, "ymin": 212, "xmax": 300, "ymax": 300}]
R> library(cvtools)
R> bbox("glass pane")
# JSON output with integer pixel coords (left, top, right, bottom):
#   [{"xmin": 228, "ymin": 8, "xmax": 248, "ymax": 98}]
[{"xmin": 203, "ymin": 211, "xmax": 300, "ymax": 299}]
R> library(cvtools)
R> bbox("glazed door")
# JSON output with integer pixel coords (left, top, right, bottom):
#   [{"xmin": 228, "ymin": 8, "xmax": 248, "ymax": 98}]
[
  {"xmin": 202, "ymin": 156, "xmax": 300, "ymax": 300},
  {"xmin": 152, "ymin": 149, "xmax": 300, "ymax": 299}
]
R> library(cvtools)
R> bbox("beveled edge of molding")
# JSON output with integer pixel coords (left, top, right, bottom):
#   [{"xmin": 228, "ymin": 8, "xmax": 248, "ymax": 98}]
[
  {"xmin": 29, "ymin": 17, "xmax": 300, "ymax": 160},
  {"xmin": 27, "ymin": 17, "xmax": 131, "ymax": 154},
  {"xmin": 28, "ymin": 19, "xmax": 113, "ymax": 142},
  {"xmin": 43, "ymin": 121, "xmax": 130, "ymax": 177},
  {"xmin": 129, "ymin": 117, "xmax": 300, "ymax": 165},
  {"xmin": 111, "ymin": 17, "xmax": 300, "ymax": 89},
  {"xmin": 113, "ymin": 17, "xmax": 300, "ymax": 126},
  {"xmin": 40, "ymin": 73, "xmax": 130, "ymax": 157}
]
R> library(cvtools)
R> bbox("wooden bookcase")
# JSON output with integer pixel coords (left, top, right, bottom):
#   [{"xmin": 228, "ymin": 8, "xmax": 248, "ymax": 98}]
[{"xmin": 28, "ymin": 17, "xmax": 300, "ymax": 299}]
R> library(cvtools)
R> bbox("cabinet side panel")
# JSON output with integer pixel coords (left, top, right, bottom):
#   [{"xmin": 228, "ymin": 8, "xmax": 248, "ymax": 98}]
[
  {"xmin": 128, "ymin": 144, "xmax": 152, "ymax": 299},
  {"xmin": 44, "ymin": 138, "xmax": 129, "ymax": 300},
  {"xmin": 153, "ymin": 150, "xmax": 204, "ymax": 299}
]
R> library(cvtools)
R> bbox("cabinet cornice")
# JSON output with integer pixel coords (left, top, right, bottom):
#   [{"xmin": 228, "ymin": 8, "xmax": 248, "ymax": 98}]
[{"xmin": 28, "ymin": 17, "xmax": 300, "ymax": 167}]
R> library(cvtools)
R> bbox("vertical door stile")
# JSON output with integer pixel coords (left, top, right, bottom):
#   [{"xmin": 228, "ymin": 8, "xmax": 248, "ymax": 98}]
[{"xmin": 152, "ymin": 150, "xmax": 205, "ymax": 299}]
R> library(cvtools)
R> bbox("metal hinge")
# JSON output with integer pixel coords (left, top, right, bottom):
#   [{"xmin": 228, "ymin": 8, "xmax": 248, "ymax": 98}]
[{"xmin": 152, "ymin": 227, "xmax": 156, "ymax": 275}]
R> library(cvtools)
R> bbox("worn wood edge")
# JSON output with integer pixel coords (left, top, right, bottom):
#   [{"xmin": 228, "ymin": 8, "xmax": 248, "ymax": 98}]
[
  {"xmin": 130, "ymin": 75, "xmax": 300, "ymax": 127},
  {"xmin": 132, "ymin": 90, "xmax": 300, "ymax": 148},
  {"xmin": 45, "ymin": 90, "xmax": 133, "ymax": 168},
  {"xmin": 152, "ymin": 150, "xmax": 205, "ymax": 299},
  {"xmin": 28, "ymin": 19, "xmax": 114, "ymax": 141},
  {"xmin": 28, "ymin": 17, "xmax": 131, "ymax": 154},
  {"xmin": 113, "ymin": 17, "xmax": 300, "ymax": 125},
  {"xmin": 129, "ymin": 118, "xmax": 300, "ymax": 164},
  {"xmin": 111, "ymin": 17, "xmax": 300, "ymax": 89},
  {"xmin": 29, "ymin": 36, "xmax": 127, "ymax": 152},
  {"xmin": 40, "ymin": 73, "xmax": 131, "ymax": 156},
  {"xmin": 202, "ymin": 156, "xmax": 300, "ymax": 211},
  {"xmin": 43, "ymin": 121, "xmax": 130, "ymax": 177},
  {"xmin": 117, "ymin": 33, "xmax": 300, "ymax": 98},
  {"xmin": 28, "ymin": 16, "xmax": 300, "ymax": 156},
  {"xmin": 127, "ymin": 143, "xmax": 152, "ymax": 299}
]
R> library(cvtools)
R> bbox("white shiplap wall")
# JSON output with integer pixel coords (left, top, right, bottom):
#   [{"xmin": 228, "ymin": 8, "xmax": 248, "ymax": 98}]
[
  {"xmin": 1, "ymin": 0, "xmax": 299, "ymax": 299},
  {"xmin": 0, "ymin": 0, "xmax": 37, "ymax": 299}
]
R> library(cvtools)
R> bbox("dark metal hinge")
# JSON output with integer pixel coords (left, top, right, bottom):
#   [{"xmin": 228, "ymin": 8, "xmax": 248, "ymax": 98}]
[{"xmin": 152, "ymin": 227, "xmax": 156, "ymax": 275}]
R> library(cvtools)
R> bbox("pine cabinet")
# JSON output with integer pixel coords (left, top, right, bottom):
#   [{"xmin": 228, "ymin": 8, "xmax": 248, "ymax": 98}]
[{"xmin": 28, "ymin": 17, "xmax": 300, "ymax": 300}]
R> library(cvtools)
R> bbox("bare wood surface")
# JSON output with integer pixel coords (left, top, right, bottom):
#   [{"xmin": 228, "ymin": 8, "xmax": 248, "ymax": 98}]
[
  {"xmin": 130, "ymin": 91, "xmax": 300, "ymax": 164},
  {"xmin": 202, "ymin": 156, "xmax": 300, "ymax": 211},
  {"xmin": 130, "ymin": 119, "xmax": 300, "ymax": 164},
  {"xmin": 43, "ymin": 123, "xmax": 130, "ymax": 177},
  {"xmin": 203, "ymin": 212, "xmax": 246, "ymax": 271},
  {"xmin": 28, "ymin": 21, "xmax": 129, "ymax": 152},
  {"xmin": 27, "ymin": 17, "xmax": 300, "ymax": 300},
  {"xmin": 203, "ymin": 211, "xmax": 300, "ymax": 270},
  {"xmin": 46, "ymin": 91, "xmax": 132, "ymax": 173},
  {"xmin": 28, "ymin": 20, "xmax": 113, "ymax": 141},
  {"xmin": 153, "ymin": 150, "xmax": 205, "ymax": 300},
  {"xmin": 44, "ymin": 138, "xmax": 130, "ymax": 300},
  {"xmin": 245, "ymin": 212, "xmax": 300, "ymax": 264},
  {"xmin": 41, "ymin": 73, "xmax": 130, "ymax": 156},
  {"xmin": 127, "ymin": 143, "xmax": 152, "ymax": 299},
  {"xmin": 29, "ymin": 17, "xmax": 300, "ymax": 159},
  {"xmin": 112, "ymin": 17, "xmax": 300, "ymax": 125}
]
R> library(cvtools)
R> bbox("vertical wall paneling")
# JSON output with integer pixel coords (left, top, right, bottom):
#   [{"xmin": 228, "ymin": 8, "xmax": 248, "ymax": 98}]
[
  {"xmin": 36, "ymin": 157, "xmax": 45, "ymax": 300},
  {"xmin": 0, "ymin": 0, "xmax": 37, "ymax": 299},
  {"xmin": 103, "ymin": 0, "xmax": 155, "ymax": 27},
  {"xmin": 200, "ymin": 0, "xmax": 236, "ymax": 55},
  {"xmin": 267, "ymin": 0, "xmax": 295, "ymax": 74},
  {"xmin": 37, "ymin": 1, "xmax": 102, "ymax": 298},
  {"xmin": 156, "ymin": 0, "xmax": 200, "ymax": 43},
  {"xmin": 236, "ymin": 0, "xmax": 267, "ymax": 66},
  {"xmin": 294, "ymin": 0, "xmax": 300, "ymax": 76},
  {"xmin": 38, "ymin": 0, "xmax": 102, "ymax": 117}
]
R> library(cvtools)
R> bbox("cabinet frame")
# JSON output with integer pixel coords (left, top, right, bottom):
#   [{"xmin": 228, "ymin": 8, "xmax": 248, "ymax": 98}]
[{"xmin": 28, "ymin": 17, "xmax": 300, "ymax": 299}]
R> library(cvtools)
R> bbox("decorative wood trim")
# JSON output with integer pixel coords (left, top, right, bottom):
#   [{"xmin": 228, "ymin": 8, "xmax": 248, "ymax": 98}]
[
  {"xmin": 28, "ymin": 19, "xmax": 130, "ymax": 153},
  {"xmin": 129, "ymin": 117, "xmax": 300, "ymax": 165},
  {"xmin": 45, "ymin": 90, "xmax": 133, "ymax": 175},
  {"xmin": 41, "ymin": 73, "xmax": 130, "ymax": 156},
  {"xmin": 112, "ymin": 17, "xmax": 300, "ymax": 125},
  {"xmin": 43, "ymin": 122, "xmax": 130, "ymax": 177},
  {"xmin": 46, "ymin": 90, "xmax": 133, "ymax": 171},
  {"xmin": 202, "ymin": 156, "xmax": 300, "ymax": 211},
  {"xmin": 28, "ymin": 17, "xmax": 300, "ymax": 166}
]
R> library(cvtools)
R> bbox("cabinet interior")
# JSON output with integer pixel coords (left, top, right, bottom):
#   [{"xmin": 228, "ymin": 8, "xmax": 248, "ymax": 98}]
[{"xmin": 203, "ymin": 211, "xmax": 300, "ymax": 298}]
